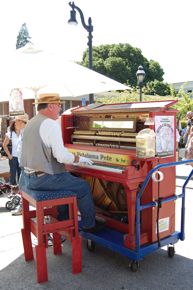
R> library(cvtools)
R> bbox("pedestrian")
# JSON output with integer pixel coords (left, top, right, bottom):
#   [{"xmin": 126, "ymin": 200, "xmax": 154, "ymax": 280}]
[
  {"xmin": 10, "ymin": 114, "xmax": 29, "ymax": 216},
  {"xmin": 178, "ymin": 129, "xmax": 185, "ymax": 148},
  {"xmin": 19, "ymin": 93, "xmax": 102, "ymax": 233},
  {"xmin": 183, "ymin": 111, "xmax": 193, "ymax": 145},
  {"xmin": 2, "ymin": 114, "xmax": 28, "ymax": 186},
  {"xmin": 184, "ymin": 134, "xmax": 193, "ymax": 166}
]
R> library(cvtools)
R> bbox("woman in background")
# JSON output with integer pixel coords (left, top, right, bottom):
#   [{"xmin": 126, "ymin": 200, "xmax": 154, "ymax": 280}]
[{"xmin": 2, "ymin": 115, "xmax": 28, "ymax": 185}]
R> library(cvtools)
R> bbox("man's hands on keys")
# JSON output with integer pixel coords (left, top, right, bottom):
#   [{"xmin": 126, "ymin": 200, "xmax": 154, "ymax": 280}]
[{"xmin": 78, "ymin": 156, "xmax": 94, "ymax": 166}]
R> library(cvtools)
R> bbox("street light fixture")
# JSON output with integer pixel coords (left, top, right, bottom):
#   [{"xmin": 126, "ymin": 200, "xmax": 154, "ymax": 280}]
[
  {"xmin": 68, "ymin": 1, "xmax": 94, "ymax": 104},
  {"xmin": 136, "ymin": 65, "xmax": 146, "ymax": 102}
]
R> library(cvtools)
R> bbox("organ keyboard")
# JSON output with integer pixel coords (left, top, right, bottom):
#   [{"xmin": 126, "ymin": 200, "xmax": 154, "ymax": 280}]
[{"xmin": 73, "ymin": 162, "xmax": 125, "ymax": 174}]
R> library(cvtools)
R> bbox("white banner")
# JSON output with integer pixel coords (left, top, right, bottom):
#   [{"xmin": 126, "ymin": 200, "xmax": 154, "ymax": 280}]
[
  {"xmin": 9, "ymin": 88, "xmax": 25, "ymax": 116},
  {"xmin": 155, "ymin": 115, "xmax": 174, "ymax": 156}
]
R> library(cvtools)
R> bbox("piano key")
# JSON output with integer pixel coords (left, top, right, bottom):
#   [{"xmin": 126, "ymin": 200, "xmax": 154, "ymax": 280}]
[
  {"xmin": 73, "ymin": 162, "xmax": 124, "ymax": 173},
  {"xmin": 91, "ymin": 164, "xmax": 123, "ymax": 173}
]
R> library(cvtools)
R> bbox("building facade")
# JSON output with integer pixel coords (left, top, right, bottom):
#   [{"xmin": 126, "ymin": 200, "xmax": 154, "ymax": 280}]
[{"xmin": 171, "ymin": 81, "xmax": 193, "ymax": 94}]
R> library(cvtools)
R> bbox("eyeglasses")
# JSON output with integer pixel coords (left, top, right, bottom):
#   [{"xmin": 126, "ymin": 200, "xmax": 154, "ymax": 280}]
[{"xmin": 52, "ymin": 103, "xmax": 61, "ymax": 107}]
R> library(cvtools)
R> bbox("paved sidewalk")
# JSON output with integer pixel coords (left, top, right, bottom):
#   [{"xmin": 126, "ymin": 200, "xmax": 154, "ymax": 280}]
[
  {"xmin": 176, "ymin": 163, "xmax": 193, "ymax": 188},
  {"xmin": 0, "ymin": 164, "xmax": 193, "ymax": 289}
]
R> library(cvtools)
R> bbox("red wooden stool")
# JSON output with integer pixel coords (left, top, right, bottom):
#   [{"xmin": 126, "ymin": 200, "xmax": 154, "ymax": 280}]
[{"xmin": 21, "ymin": 191, "xmax": 82, "ymax": 283}]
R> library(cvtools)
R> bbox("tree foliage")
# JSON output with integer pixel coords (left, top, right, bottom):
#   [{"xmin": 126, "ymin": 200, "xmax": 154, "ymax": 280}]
[
  {"xmin": 144, "ymin": 80, "xmax": 171, "ymax": 96},
  {"xmin": 96, "ymin": 88, "xmax": 172, "ymax": 104},
  {"xmin": 81, "ymin": 43, "xmax": 164, "ymax": 88},
  {"xmin": 148, "ymin": 60, "xmax": 164, "ymax": 82},
  {"xmin": 16, "ymin": 23, "xmax": 32, "ymax": 49},
  {"xmin": 173, "ymin": 87, "xmax": 193, "ymax": 121}
]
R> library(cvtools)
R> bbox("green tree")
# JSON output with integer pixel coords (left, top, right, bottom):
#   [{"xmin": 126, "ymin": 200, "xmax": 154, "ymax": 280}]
[
  {"xmin": 81, "ymin": 43, "xmax": 164, "ymax": 87},
  {"xmin": 16, "ymin": 23, "xmax": 32, "ymax": 49},
  {"xmin": 174, "ymin": 87, "xmax": 193, "ymax": 122},
  {"xmin": 170, "ymin": 85, "xmax": 177, "ymax": 97},
  {"xmin": 144, "ymin": 80, "xmax": 171, "ymax": 96},
  {"xmin": 148, "ymin": 60, "xmax": 164, "ymax": 81},
  {"xmin": 104, "ymin": 57, "xmax": 129, "ymax": 83}
]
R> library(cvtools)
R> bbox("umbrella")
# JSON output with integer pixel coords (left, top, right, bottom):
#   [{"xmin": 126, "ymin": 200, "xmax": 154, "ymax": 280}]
[{"xmin": 0, "ymin": 44, "xmax": 130, "ymax": 100}]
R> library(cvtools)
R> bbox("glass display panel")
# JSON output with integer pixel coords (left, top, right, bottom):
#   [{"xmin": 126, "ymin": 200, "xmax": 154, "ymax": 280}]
[{"xmin": 92, "ymin": 120, "xmax": 135, "ymax": 130}]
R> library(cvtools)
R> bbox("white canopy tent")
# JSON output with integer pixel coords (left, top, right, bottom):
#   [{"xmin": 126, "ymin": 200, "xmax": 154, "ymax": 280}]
[{"xmin": 0, "ymin": 44, "xmax": 130, "ymax": 102}]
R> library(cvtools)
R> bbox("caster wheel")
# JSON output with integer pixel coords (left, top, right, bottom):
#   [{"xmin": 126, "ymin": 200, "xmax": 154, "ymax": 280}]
[
  {"xmin": 168, "ymin": 246, "xmax": 175, "ymax": 258},
  {"xmin": 5, "ymin": 200, "xmax": 16, "ymax": 210},
  {"xmin": 130, "ymin": 261, "xmax": 139, "ymax": 272},
  {"xmin": 86, "ymin": 240, "xmax": 95, "ymax": 252}
]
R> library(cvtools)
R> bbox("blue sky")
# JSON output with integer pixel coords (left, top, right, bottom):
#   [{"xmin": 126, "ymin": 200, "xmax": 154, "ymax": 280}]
[{"xmin": 0, "ymin": 0, "xmax": 192, "ymax": 84}]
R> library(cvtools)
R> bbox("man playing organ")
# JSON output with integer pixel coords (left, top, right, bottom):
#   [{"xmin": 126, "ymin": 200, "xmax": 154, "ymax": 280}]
[{"xmin": 19, "ymin": 93, "xmax": 104, "ymax": 233}]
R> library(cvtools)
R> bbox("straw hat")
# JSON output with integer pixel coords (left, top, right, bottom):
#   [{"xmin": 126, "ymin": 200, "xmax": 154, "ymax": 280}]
[
  {"xmin": 15, "ymin": 113, "xmax": 29, "ymax": 123},
  {"xmin": 34, "ymin": 93, "xmax": 63, "ymax": 104}
]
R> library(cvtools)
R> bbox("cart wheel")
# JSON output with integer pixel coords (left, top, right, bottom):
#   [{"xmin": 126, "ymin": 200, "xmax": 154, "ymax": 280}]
[
  {"xmin": 168, "ymin": 246, "xmax": 175, "ymax": 258},
  {"xmin": 5, "ymin": 200, "xmax": 16, "ymax": 211},
  {"xmin": 130, "ymin": 261, "xmax": 139, "ymax": 272},
  {"xmin": 86, "ymin": 240, "xmax": 95, "ymax": 252}
]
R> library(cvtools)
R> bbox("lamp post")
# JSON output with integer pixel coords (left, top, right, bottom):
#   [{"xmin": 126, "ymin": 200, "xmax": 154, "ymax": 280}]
[
  {"xmin": 136, "ymin": 65, "xmax": 145, "ymax": 102},
  {"xmin": 68, "ymin": 1, "xmax": 94, "ymax": 104}
]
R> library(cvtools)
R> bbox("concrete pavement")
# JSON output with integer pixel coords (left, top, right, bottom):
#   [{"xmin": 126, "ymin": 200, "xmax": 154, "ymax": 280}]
[
  {"xmin": 176, "ymin": 162, "xmax": 193, "ymax": 188},
  {"xmin": 0, "ymin": 164, "xmax": 193, "ymax": 289}
]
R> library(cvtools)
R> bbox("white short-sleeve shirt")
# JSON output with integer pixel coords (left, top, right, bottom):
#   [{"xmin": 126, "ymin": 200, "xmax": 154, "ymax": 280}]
[{"xmin": 6, "ymin": 131, "xmax": 20, "ymax": 157}]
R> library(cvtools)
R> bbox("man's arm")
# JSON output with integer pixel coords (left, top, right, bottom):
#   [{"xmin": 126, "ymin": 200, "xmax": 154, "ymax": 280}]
[{"xmin": 39, "ymin": 119, "xmax": 93, "ymax": 165}]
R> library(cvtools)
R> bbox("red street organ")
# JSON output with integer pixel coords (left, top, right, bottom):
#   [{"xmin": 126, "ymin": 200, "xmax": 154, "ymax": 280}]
[{"xmin": 61, "ymin": 100, "xmax": 177, "ymax": 250}]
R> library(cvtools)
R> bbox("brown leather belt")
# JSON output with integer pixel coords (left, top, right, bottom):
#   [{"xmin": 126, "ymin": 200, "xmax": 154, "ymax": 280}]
[
  {"xmin": 35, "ymin": 171, "xmax": 45, "ymax": 177},
  {"xmin": 24, "ymin": 170, "xmax": 45, "ymax": 177}
]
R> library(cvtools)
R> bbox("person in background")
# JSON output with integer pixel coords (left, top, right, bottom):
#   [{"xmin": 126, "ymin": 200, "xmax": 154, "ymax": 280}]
[
  {"xmin": 19, "ymin": 93, "xmax": 103, "ymax": 233},
  {"xmin": 178, "ymin": 129, "xmax": 185, "ymax": 148},
  {"xmin": 184, "ymin": 126, "xmax": 193, "ymax": 165},
  {"xmin": 10, "ymin": 114, "xmax": 29, "ymax": 216},
  {"xmin": 183, "ymin": 111, "xmax": 193, "ymax": 145},
  {"xmin": 2, "ymin": 114, "xmax": 28, "ymax": 186}
]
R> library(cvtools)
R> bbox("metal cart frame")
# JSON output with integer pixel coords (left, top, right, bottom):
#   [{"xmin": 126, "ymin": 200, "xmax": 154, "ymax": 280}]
[{"xmin": 80, "ymin": 159, "xmax": 193, "ymax": 271}]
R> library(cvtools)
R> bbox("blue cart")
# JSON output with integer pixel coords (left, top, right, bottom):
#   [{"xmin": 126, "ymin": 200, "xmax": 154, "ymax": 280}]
[{"xmin": 80, "ymin": 159, "xmax": 193, "ymax": 272}]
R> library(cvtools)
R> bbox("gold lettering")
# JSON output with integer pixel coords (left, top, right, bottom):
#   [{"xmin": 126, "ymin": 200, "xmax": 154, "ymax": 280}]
[{"xmin": 68, "ymin": 149, "xmax": 130, "ymax": 166}]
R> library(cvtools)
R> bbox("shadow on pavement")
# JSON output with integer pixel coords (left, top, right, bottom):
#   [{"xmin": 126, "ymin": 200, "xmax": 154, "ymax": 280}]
[
  {"xmin": 0, "ymin": 241, "xmax": 193, "ymax": 290},
  {"xmin": 0, "ymin": 207, "xmax": 9, "ymax": 213}
]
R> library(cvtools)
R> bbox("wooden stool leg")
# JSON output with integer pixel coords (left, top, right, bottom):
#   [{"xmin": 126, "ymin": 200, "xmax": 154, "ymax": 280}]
[
  {"xmin": 21, "ymin": 196, "xmax": 33, "ymax": 261},
  {"xmin": 72, "ymin": 236, "xmax": 82, "ymax": 274},
  {"xmin": 22, "ymin": 197, "xmax": 30, "ymax": 230},
  {"xmin": 35, "ymin": 203, "xmax": 49, "ymax": 283},
  {"xmin": 35, "ymin": 245, "xmax": 48, "ymax": 283},
  {"xmin": 21, "ymin": 229, "xmax": 34, "ymax": 261},
  {"xmin": 53, "ymin": 232, "xmax": 62, "ymax": 255}
]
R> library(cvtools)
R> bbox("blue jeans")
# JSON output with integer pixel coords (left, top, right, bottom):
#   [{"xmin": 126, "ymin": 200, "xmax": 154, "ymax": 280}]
[
  {"xmin": 9, "ymin": 157, "xmax": 21, "ymax": 185},
  {"xmin": 20, "ymin": 171, "xmax": 96, "ymax": 229}
]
